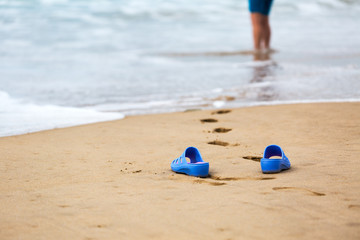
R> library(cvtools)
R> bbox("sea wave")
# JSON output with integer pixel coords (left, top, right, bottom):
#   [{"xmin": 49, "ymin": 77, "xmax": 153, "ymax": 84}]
[
  {"xmin": 0, "ymin": 91, "xmax": 124, "ymax": 137},
  {"xmin": 1, "ymin": 0, "xmax": 359, "ymax": 24}
]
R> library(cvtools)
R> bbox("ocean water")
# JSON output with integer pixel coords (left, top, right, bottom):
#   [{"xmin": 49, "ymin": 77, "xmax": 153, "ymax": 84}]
[{"xmin": 1, "ymin": 0, "xmax": 360, "ymax": 137}]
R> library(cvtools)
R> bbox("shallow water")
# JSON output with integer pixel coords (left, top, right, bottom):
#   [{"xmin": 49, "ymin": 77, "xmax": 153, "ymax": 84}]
[{"xmin": 1, "ymin": 0, "xmax": 360, "ymax": 136}]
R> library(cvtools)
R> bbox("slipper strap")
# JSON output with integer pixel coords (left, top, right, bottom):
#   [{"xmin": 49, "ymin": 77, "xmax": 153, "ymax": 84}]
[{"xmin": 173, "ymin": 155, "xmax": 186, "ymax": 165}]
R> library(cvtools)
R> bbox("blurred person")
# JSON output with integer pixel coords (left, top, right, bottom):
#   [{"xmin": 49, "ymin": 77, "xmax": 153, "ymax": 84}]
[{"xmin": 249, "ymin": 0, "xmax": 274, "ymax": 53}]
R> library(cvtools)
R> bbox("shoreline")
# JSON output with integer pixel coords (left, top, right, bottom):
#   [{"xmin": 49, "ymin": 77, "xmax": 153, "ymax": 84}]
[
  {"xmin": 1, "ymin": 102, "xmax": 359, "ymax": 239},
  {"xmin": 2, "ymin": 99, "xmax": 360, "ymax": 138}
]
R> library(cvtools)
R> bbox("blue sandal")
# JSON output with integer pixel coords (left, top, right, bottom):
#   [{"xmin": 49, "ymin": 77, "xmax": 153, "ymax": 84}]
[
  {"xmin": 261, "ymin": 145, "xmax": 291, "ymax": 173},
  {"xmin": 171, "ymin": 147, "xmax": 209, "ymax": 177}
]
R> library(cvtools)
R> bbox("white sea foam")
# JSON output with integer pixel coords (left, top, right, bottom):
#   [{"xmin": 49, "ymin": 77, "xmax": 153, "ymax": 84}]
[
  {"xmin": 230, "ymin": 99, "xmax": 360, "ymax": 109},
  {"xmin": 0, "ymin": 91, "xmax": 124, "ymax": 137}
]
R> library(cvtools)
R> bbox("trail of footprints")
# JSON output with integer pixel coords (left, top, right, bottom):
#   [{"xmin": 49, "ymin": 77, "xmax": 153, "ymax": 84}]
[
  {"xmin": 116, "ymin": 109, "xmax": 326, "ymax": 197},
  {"xmin": 201, "ymin": 109, "xmax": 233, "ymax": 147},
  {"xmin": 199, "ymin": 110, "xmax": 327, "ymax": 197},
  {"xmin": 201, "ymin": 109, "xmax": 261, "ymax": 159},
  {"xmin": 199, "ymin": 109, "xmax": 272, "ymax": 185},
  {"xmin": 201, "ymin": 110, "xmax": 261, "ymax": 160}
]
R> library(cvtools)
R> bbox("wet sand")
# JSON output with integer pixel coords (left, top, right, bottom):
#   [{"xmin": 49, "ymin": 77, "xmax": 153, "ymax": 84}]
[{"xmin": 0, "ymin": 102, "xmax": 359, "ymax": 239}]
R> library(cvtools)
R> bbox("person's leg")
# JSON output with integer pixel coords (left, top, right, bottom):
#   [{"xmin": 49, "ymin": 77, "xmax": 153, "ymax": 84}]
[
  {"xmin": 249, "ymin": 0, "xmax": 273, "ymax": 51},
  {"xmin": 262, "ymin": 0, "xmax": 273, "ymax": 50},
  {"xmin": 263, "ymin": 16, "xmax": 271, "ymax": 49},
  {"xmin": 251, "ymin": 13, "xmax": 270, "ymax": 50},
  {"xmin": 250, "ymin": 13, "xmax": 264, "ymax": 51}
]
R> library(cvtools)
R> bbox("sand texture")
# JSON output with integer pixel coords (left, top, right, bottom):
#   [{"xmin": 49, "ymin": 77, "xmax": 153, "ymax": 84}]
[{"xmin": 1, "ymin": 103, "xmax": 360, "ymax": 239}]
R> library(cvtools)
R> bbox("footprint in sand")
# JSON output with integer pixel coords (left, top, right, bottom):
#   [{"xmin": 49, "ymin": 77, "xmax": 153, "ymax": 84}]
[
  {"xmin": 243, "ymin": 156, "xmax": 262, "ymax": 162},
  {"xmin": 89, "ymin": 224, "xmax": 107, "ymax": 229},
  {"xmin": 58, "ymin": 205, "xmax": 70, "ymax": 208},
  {"xmin": 213, "ymin": 127, "xmax": 232, "ymax": 133},
  {"xmin": 179, "ymin": 174, "xmax": 275, "ymax": 186},
  {"xmin": 193, "ymin": 176, "xmax": 275, "ymax": 186},
  {"xmin": 210, "ymin": 176, "xmax": 275, "ymax": 181},
  {"xmin": 208, "ymin": 140, "xmax": 229, "ymax": 146},
  {"xmin": 193, "ymin": 179, "xmax": 226, "ymax": 186},
  {"xmin": 348, "ymin": 204, "xmax": 360, "ymax": 209},
  {"xmin": 347, "ymin": 222, "xmax": 360, "ymax": 227},
  {"xmin": 272, "ymin": 187, "xmax": 326, "ymax": 196},
  {"xmin": 200, "ymin": 118, "xmax": 218, "ymax": 123},
  {"xmin": 212, "ymin": 110, "xmax": 232, "ymax": 115},
  {"xmin": 217, "ymin": 227, "xmax": 230, "ymax": 232}
]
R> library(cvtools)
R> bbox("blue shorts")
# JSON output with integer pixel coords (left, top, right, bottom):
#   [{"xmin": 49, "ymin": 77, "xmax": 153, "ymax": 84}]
[{"xmin": 249, "ymin": 0, "xmax": 274, "ymax": 16}]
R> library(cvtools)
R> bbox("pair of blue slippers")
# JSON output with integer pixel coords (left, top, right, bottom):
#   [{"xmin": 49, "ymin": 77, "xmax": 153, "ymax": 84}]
[{"xmin": 171, "ymin": 145, "xmax": 291, "ymax": 177}]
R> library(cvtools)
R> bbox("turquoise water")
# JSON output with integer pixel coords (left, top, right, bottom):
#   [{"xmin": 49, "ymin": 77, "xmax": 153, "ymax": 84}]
[{"xmin": 1, "ymin": 0, "xmax": 360, "ymax": 136}]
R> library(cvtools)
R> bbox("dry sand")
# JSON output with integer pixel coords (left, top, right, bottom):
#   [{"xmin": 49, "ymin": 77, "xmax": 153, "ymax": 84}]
[{"xmin": 1, "ymin": 102, "xmax": 359, "ymax": 239}]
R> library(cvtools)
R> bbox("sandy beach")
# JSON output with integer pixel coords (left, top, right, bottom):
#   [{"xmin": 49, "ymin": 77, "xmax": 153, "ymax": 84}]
[{"xmin": 1, "ymin": 102, "xmax": 359, "ymax": 239}]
